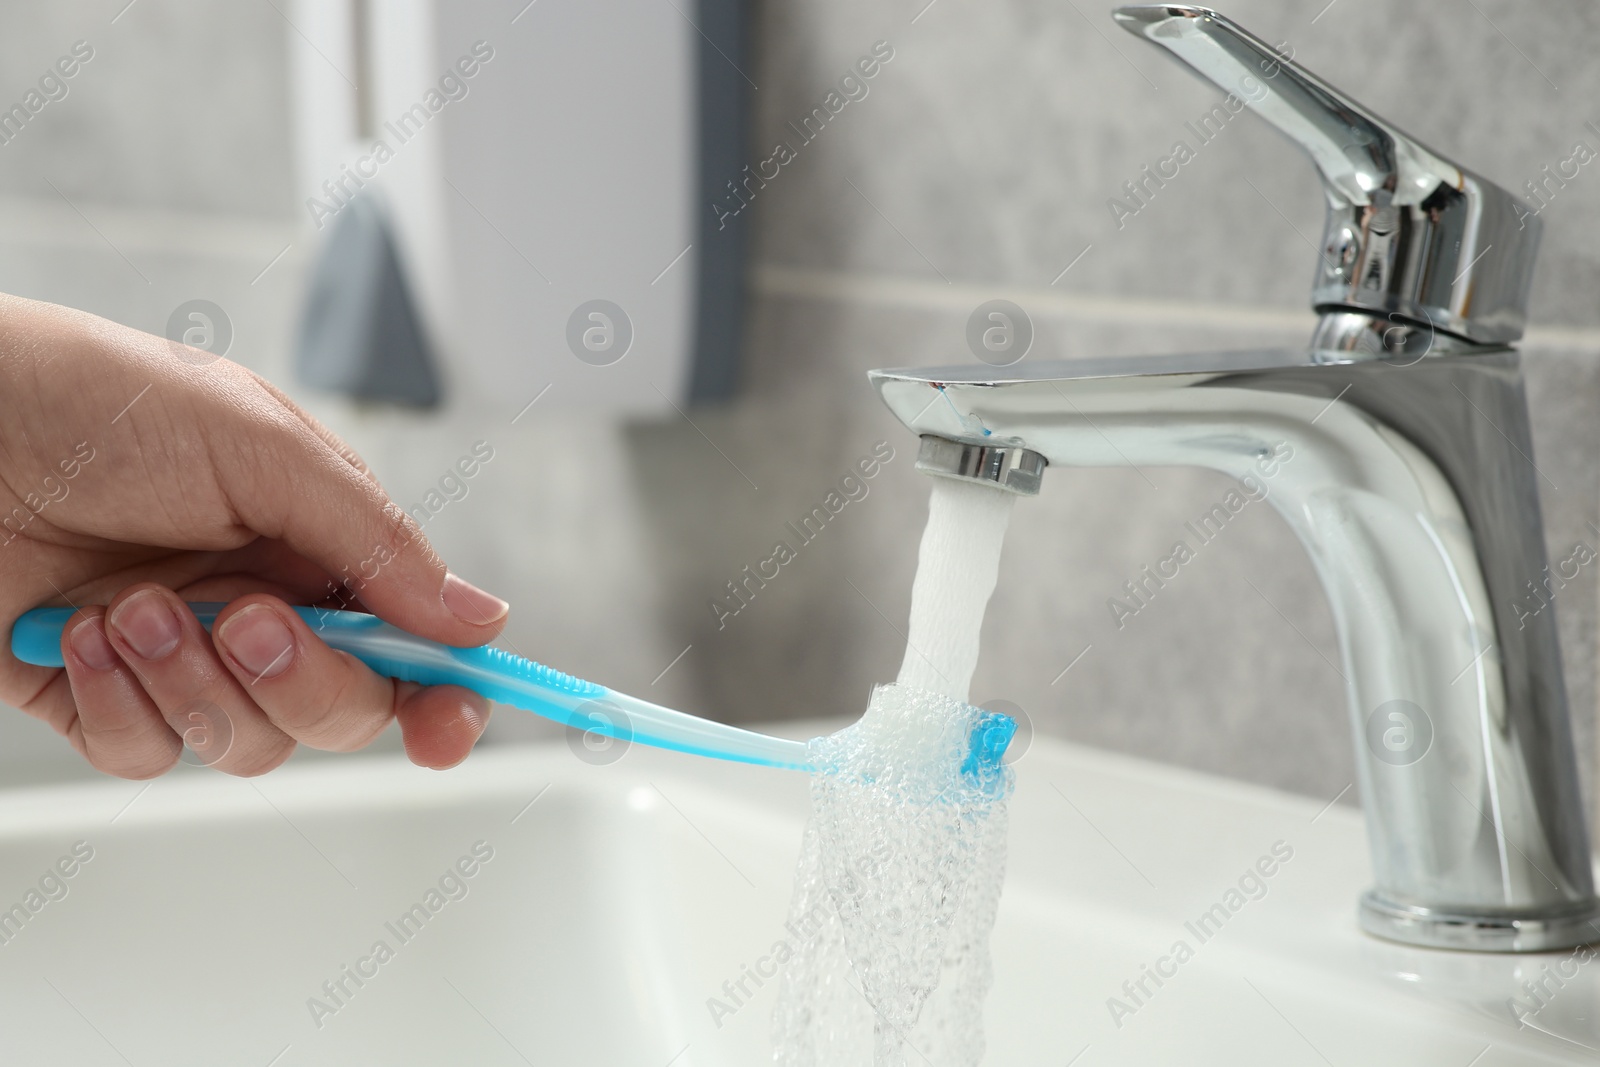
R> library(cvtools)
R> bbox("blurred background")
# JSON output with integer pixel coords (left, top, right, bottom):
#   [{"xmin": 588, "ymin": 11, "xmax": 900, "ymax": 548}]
[{"xmin": 0, "ymin": 0, "xmax": 1594, "ymax": 831}]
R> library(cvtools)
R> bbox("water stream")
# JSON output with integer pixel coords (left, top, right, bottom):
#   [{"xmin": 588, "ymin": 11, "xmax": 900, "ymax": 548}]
[{"xmin": 773, "ymin": 478, "xmax": 1017, "ymax": 1066}]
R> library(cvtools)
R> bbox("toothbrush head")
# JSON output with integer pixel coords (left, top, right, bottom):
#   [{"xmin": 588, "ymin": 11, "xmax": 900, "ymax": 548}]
[{"xmin": 961, "ymin": 709, "xmax": 1017, "ymax": 786}]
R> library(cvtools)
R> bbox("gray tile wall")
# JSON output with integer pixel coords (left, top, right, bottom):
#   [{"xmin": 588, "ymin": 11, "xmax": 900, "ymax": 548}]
[
  {"xmin": 0, "ymin": 1, "xmax": 295, "ymax": 215},
  {"xmin": 0, "ymin": 0, "xmax": 1594, "ymax": 836}
]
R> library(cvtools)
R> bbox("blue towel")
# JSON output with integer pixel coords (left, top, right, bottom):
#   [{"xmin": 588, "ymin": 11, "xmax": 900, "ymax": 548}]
[{"xmin": 295, "ymin": 193, "xmax": 441, "ymax": 408}]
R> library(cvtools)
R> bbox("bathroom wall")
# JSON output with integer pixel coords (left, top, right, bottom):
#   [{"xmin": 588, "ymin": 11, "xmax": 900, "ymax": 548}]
[{"xmin": 0, "ymin": 0, "xmax": 1596, "ymax": 835}]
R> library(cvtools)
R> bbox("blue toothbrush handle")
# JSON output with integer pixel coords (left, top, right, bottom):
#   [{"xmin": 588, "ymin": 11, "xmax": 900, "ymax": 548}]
[
  {"xmin": 13, "ymin": 603, "xmax": 333, "ymax": 669},
  {"xmin": 12, "ymin": 604, "xmax": 424, "ymax": 671},
  {"xmin": 11, "ymin": 606, "xmax": 82, "ymax": 668},
  {"xmin": 10, "ymin": 603, "xmax": 818, "ymax": 772},
  {"xmin": 8, "ymin": 606, "xmax": 1011, "ymax": 777},
  {"xmin": 10, "ymin": 602, "xmax": 600, "ymax": 709}
]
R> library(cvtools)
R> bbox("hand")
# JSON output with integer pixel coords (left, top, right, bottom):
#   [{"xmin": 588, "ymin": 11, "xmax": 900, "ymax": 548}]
[{"xmin": 0, "ymin": 292, "xmax": 509, "ymax": 778}]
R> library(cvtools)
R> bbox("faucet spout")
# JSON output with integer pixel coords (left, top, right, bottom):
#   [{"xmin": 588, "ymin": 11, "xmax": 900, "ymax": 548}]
[{"xmin": 872, "ymin": 351, "xmax": 1600, "ymax": 951}]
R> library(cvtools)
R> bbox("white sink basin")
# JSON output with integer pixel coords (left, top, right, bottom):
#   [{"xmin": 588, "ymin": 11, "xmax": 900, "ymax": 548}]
[{"xmin": 0, "ymin": 728, "xmax": 1592, "ymax": 1064}]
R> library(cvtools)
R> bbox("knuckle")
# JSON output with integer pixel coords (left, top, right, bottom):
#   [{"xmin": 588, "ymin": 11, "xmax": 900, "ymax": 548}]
[
  {"xmin": 85, "ymin": 734, "xmax": 180, "ymax": 780},
  {"xmin": 264, "ymin": 668, "xmax": 388, "ymax": 751},
  {"xmin": 336, "ymin": 498, "xmax": 439, "ymax": 598},
  {"xmin": 254, "ymin": 682, "xmax": 334, "ymax": 736},
  {"xmin": 373, "ymin": 500, "xmax": 426, "ymax": 563},
  {"xmin": 220, "ymin": 736, "xmax": 296, "ymax": 778},
  {"xmin": 77, "ymin": 703, "xmax": 182, "ymax": 779},
  {"xmin": 332, "ymin": 440, "xmax": 373, "ymax": 479}
]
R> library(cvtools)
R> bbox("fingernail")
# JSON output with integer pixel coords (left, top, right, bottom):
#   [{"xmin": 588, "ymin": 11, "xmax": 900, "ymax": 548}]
[
  {"xmin": 442, "ymin": 572, "xmax": 509, "ymax": 626},
  {"xmin": 216, "ymin": 605, "xmax": 295, "ymax": 680},
  {"xmin": 68, "ymin": 618, "xmax": 119, "ymax": 671},
  {"xmin": 109, "ymin": 591, "xmax": 182, "ymax": 661}
]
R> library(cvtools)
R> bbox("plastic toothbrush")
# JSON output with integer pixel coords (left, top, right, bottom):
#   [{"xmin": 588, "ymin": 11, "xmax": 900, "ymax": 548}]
[{"xmin": 10, "ymin": 603, "xmax": 1016, "ymax": 775}]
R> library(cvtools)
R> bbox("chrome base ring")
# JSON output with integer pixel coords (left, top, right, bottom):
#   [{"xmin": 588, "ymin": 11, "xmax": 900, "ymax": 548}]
[{"xmin": 1360, "ymin": 891, "xmax": 1600, "ymax": 953}]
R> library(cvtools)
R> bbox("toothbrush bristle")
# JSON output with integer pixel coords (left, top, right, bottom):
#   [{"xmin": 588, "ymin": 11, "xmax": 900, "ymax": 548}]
[{"xmin": 961, "ymin": 710, "xmax": 1016, "ymax": 782}]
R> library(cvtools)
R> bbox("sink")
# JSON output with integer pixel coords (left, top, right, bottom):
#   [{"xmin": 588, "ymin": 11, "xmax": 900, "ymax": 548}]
[{"xmin": 0, "ymin": 728, "xmax": 1592, "ymax": 1065}]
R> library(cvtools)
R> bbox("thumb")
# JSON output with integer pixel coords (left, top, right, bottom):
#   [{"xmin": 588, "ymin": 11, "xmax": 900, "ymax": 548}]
[{"xmin": 228, "ymin": 415, "xmax": 508, "ymax": 646}]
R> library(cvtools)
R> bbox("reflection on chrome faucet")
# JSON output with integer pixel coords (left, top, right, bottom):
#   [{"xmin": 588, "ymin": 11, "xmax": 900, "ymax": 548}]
[
  {"xmin": 1105, "ymin": 439, "xmax": 1293, "ymax": 631},
  {"xmin": 871, "ymin": 6, "xmax": 1600, "ymax": 953}
]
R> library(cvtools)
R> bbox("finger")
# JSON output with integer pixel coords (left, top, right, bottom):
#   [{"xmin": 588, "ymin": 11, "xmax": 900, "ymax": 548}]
[
  {"xmin": 17, "ymin": 536, "xmax": 338, "ymax": 616},
  {"xmin": 177, "ymin": 537, "xmax": 340, "ymax": 603},
  {"xmin": 59, "ymin": 607, "xmax": 181, "ymax": 779},
  {"xmin": 220, "ymin": 394, "xmax": 508, "ymax": 647},
  {"xmin": 395, "ymin": 684, "xmax": 491, "ymax": 769},
  {"xmin": 104, "ymin": 584, "xmax": 295, "ymax": 777},
  {"xmin": 211, "ymin": 594, "xmax": 401, "ymax": 752},
  {"xmin": 249, "ymin": 372, "xmax": 377, "ymax": 482}
]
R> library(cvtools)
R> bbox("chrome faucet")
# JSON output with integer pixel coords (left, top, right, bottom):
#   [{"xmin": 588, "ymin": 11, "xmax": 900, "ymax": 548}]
[{"xmin": 871, "ymin": 5, "xmax": 1600, "ymax": 952}]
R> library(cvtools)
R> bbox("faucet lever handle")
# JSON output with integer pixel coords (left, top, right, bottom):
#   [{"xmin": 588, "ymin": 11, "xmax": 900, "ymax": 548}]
[{"xmin": 1113, "ymin": 5, "xmax": 1537, "ymax": 347}]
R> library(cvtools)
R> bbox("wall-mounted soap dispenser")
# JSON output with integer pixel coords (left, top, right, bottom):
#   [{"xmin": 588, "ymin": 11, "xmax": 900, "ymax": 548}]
[{"xmin": 287, "ymin": 0, "xmax": 748, "ymax": 415}]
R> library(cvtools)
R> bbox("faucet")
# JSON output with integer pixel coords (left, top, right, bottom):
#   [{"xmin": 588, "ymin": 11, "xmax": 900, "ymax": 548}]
[{"xmin": 870, "ymin": 5, "xmax": 1600, "ymax": 952}]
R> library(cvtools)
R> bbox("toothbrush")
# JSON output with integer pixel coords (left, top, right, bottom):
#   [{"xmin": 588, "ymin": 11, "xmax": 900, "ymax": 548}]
[{"xmin": 11, "ymin": 603, "xmax": 1015, "ymax": 774}]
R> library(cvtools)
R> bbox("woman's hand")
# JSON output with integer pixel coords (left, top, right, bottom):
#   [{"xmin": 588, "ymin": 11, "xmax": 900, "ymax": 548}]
[{"xmin": 0, "ymin": 292, "xmax": 508, "ymax": 778}]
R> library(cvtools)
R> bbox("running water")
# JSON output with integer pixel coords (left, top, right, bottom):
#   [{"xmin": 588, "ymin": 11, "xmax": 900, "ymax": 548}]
[
  {"xmin": 895, "ymin": 479, "xmax": 1018, "ymax": 701},
  {"xmin": 773, "ymin": 478, "xmax": 1017, "ymax": 1066}
]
